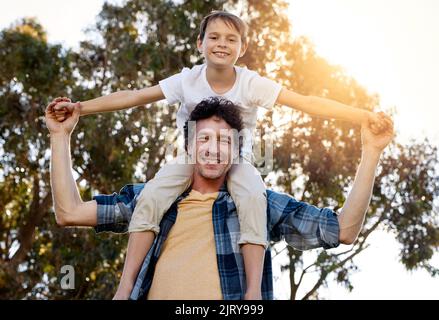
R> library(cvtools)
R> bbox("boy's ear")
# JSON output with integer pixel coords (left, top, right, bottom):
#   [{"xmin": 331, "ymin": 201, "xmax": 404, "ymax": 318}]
[
  {"xmin": 196, "ymin": 35, "xmax": 203, "ymax": 53},
  {"xmin": 239, "ymin": 41, "xmax": 249, "ymax": 58}
]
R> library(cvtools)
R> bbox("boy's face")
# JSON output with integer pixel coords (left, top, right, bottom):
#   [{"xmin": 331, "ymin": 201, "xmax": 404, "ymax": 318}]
[{"xmin": 197, "ymin": 18, "xmax": 248, "ymax": 68}]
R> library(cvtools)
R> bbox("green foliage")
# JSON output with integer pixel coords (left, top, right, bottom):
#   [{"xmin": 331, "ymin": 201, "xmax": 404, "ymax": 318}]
[{"xmin": 0, "ymin": 0, "xmax": 437, "ymax": 300}]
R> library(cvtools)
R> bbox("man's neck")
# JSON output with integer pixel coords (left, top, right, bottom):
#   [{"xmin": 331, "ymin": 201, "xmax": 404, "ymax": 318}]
[{"xmin": 191, "ymin": 172, "xmax": 226, "ymax": 194}]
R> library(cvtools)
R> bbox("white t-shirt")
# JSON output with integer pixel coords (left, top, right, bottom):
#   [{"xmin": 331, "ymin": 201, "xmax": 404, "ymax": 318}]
[{"xmin": 158, "ymin": 64, "xmax": 283, "ymax": 156}]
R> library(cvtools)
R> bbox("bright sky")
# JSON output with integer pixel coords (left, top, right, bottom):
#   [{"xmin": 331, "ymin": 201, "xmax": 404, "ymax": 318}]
[
  {"xmin": 289, "ymin": 0, "xmax": 439, "ymax": 145},
  {"xmin": 1, "ymin": 0, "xmax": 438, "ymax": 299}
]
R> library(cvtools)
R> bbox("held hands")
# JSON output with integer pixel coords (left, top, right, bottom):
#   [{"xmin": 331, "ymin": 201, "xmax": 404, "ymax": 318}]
[
  {"xmin": 361, "ymin": 113, "xmax": 394, "ymax": 154},
  {"xmin": 45, "ymin": 97, "xmax": 81, "ymax": 135},
  {"xmin": 366, "ymin": 111, "xmax": 393, "ymax": 135},
  {"xmin": 47, "ymin": 96, "xmax": 79, "ymax": 122}
]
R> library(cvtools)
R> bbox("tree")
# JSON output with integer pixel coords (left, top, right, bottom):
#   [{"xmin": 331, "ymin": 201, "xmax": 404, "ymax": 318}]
[{"xmin": 0, "ymin": 0, "xmax": 437, "ymax": 299}]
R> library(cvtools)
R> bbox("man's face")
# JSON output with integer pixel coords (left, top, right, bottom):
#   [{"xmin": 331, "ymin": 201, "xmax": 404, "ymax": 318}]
[
  {"xmin": 189, "ymin": 116, "xmax": 237, "ymax": 180},
  {"xmin": 197, "ymin": 18, "xmax": 247, "ymax": 68}
]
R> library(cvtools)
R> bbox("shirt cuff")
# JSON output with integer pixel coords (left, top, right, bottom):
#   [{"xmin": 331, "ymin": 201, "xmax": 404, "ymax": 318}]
[
  {"xmin": 317, "ymin": 208, "xmax": 340, "ymax": 249},
  {"xmin": 93, "ymin": 193, "xmax": 129, "ymax": 234}
]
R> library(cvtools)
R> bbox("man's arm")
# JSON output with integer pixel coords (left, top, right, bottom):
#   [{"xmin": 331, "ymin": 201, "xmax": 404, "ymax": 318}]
[
  {"xmin": 336, "ymin": 124, "xmax": 393, "ymax": 244},
  {"xmin": 276, "ymin": 88, "xmax": 384, "ymax": 129},
  {"xmin": 47, "ymin": 100, "xmax": 98, "ymax": 226},
  {"xmin": 50, "ymin": 133, "xmax": 97, "ymax": 226},
  {"xmin": 48, "ymin": 100, "xmax": 146, "ymax": 299},
  {"xmin": 53, "ymin": 85, "xmax": 165, "ymax": 119},
  {"xmin": 336, "ymin": 150, "xmax": 379, "ymax": 244},
  {"xmin": 267, "ymin": 119, "xmax": 393, "ymax": 248},
  {"xmin": 113, "ymin": 232, "xmax": 155, "ymax": 300}
]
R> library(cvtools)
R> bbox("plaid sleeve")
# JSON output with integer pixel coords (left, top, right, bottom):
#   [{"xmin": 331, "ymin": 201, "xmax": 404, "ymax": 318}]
[
  {"xmin": 267, "ymin": 190, "xmax": 340, "ymax": 250},
  {"xmin": 93, "ymin": 184, "xmax": 144, "ymax": 234}
]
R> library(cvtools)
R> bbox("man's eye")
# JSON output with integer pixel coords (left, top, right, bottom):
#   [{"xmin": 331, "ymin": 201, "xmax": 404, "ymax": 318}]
[
  {"xmin": 219, "ymin": 138, "xmax": 231, "ymax": 144},
  {"xmin": 229, "ymin": 39, "xmax": 236, "ymax": 42},
  {"xmin": 210, "ymin": 37, "xmax": 217, "ymax": 40},
  {"xmin": 198, "ymin": 136, "xmax": 209, "ymax": 141}
]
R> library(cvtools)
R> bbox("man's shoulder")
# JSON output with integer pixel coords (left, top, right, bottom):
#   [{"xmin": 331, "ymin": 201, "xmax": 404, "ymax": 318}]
[
  {"xmin": 102, "ymin": 184, "xmax": 298, "ymax": 211},
  {"xmin": 109, "ymin": 183, "xmax": 145, "ymax": 202},
  {"xmin": 266, "ymin": 189, "xmax": 298, "ymax": 209},
  {"xmin": 266, "ymin": 189, "xmax": 294, "ymax": 199},
  {"xmin": 219, "ymin": 187, "xmax": 297, "ymax": 211}
]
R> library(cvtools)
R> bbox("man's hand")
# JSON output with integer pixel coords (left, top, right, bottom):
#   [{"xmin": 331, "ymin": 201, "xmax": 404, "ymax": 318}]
[
  {"xmin": 337, "ymin": 112, "xmax": 394, "ymax": 244},
  {"xmin": 45, "ymin": 98, "xmax": 81, "ymax": 135},
  {"xmin": 366, "ymin": 111, "xmax": 393, "ymax": 136},
  {"xmin": 53, "ymin": 100, "xmax": 79, "ymax": 122},
  {"xmin": 361, "ymin": 112, "xmax": 394, "ymax": 154},
  {"xmin": 46, "ymin": 96, "xmax": 79, "ymax": 122}
]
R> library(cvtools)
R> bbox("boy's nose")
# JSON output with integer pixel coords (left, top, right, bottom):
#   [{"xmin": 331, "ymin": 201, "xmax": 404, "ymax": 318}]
[{"xmin": 218, "ymin": 39, "xmax": 227, "ymax": 47}]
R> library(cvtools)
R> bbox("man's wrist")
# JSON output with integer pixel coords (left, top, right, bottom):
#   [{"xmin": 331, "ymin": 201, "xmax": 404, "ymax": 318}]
[
  {"xmin": 49, "ymin": 132, "xmax": 71, "ymax": 141},
  {"xmin": 118, "ymin": 278, "xmax": 135, "ymax": 292},
  {"xmin": 361, "ymin": 146, "xmax": 382, "ymax": 160}
]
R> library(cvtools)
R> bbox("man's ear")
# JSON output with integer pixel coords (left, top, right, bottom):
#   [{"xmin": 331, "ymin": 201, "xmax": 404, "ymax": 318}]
[
  {"xmin": 196, "ymin": 35, "xmax": 203, "ymax": 54},
  {"xmin": 239, "ymin": 40, "xmax": 249, "ymax": 58}
]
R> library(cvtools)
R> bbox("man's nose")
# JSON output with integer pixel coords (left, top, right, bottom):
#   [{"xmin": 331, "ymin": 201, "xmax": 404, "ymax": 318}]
[{"xmin": 205, "ymin": 139, "xmax": 219, "ymax": 155}]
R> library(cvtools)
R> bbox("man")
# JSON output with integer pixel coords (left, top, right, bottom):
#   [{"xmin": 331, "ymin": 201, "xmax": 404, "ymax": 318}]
[{"xmin": 46, "ymin": 97, "xmax": 394, "ymax": 300}]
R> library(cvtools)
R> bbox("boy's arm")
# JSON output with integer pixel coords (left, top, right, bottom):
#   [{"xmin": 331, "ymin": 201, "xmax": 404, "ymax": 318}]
[
  {"xmin": 276, "ymin": 87, "xmax": 370, "ymax": 126},
  {"xmin": 54, "ymin": 84, "xmax": 165, "ymax": 117}
]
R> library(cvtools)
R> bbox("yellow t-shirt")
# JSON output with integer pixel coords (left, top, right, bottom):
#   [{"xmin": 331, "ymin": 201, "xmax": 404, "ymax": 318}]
[{"xmin": 147, "ymin": 189, "xmax": 223, "ymax": 300}]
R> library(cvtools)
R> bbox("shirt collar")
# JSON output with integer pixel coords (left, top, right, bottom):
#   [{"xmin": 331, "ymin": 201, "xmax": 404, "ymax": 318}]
[{"xmin": 180, "ymin": 182, "xmax": 228, "ymax": 199}]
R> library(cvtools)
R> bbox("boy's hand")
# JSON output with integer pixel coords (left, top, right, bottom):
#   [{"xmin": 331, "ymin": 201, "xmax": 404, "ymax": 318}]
[
  {"xmin": 47, "ymin": 96, "xmax": 70, "ymax": 112},
  {"xmin": 366, "ymin": 111, "xmax": 393, "ymax": 135}
]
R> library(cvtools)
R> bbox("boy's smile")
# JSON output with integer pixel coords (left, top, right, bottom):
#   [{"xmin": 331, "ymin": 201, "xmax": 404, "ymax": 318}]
[{"xmin": 213, "ymin": 51, "xmax": 230, "ymax": 58}]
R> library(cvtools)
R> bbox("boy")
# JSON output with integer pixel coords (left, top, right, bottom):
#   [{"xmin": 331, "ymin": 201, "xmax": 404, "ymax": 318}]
[{"xmin": 51, "ymin": 11, "xmax": 391, "ymax": 299}]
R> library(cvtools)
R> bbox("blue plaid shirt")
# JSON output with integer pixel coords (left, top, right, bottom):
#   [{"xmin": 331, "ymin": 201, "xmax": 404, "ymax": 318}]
[{"xmin": 93, "ymin": 183, "xmax": 340, "ymax": 300}]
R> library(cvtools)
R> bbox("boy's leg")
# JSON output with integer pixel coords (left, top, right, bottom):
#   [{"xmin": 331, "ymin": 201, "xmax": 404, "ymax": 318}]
[
  {"xmin": 128, "ymin": 154, "xmax": 194, "ymax": 234},
  {"xmin": 116, "ymin": 155, "xmax": 193, "ymax": 299},
  {"xmin": 227, "ymin": 159, "xmax": 268, "ymax": 300},
  {"xmin": 241, "ymin": 244, "xmax": 265, "ymax": 300}
]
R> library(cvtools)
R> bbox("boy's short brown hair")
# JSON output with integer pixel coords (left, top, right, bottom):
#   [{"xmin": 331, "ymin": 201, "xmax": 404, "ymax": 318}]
[{"xmin": 199, "ymin": 11, "xmax": 248, "ymax": 44}]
